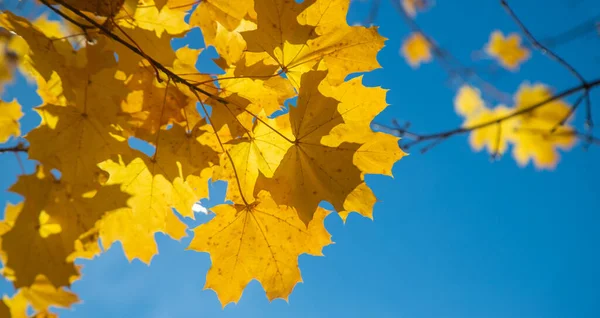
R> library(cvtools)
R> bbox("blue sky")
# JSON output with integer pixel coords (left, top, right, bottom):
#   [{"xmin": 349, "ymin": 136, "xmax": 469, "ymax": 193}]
[{"xmin": 1, "ymin": 0, "xmax": 600, "ymax": 317}]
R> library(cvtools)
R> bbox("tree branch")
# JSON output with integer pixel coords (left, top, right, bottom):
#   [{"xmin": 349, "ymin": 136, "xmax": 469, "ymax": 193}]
[
  {"xmin": 374, "ymin": 79, "xmax": 600, "ymax": 151},
  {"xmin": 40, "ymin": 0, "xmax": 229, "ymax": 105},
  {"xmin": 0, "ymin": 143, "xmax": 28, "ymax": 153},
  {"xmin": 500, "ymin": 0, "xmax": 594, "ymax": 132}
]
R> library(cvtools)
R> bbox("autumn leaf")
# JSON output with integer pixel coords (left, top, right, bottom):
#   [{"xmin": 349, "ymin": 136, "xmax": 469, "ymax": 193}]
[
  {"xmin": 98, "ymin": 125, "xmax": 218, "ymax": 263},
  {"xmin": 0, "ymin": 99, "xmax": 22, "ymax": 143},
  {"xmin": 215, "ymin": 58, "xmax": 295, "ymax": 117},
  {"xmin": 214, "ymin": 113, "xmax": 292, "ymax": 204},
  {"xmin": 510, "ymin": 83, "xmax": 576, "ymax": 169},
  {"xmin": 485, "ymin": 30, "xmax": 530, "ymax": 71},
  {"xmin": 257, "ymin": 71, "xmax": 404, "ymax": 224},
  {"xmin": 463, "ymin": 105, "xmax": 517, "ymax": 156},
  {"xmin": 188, "ymin": 191, "xmax": 332, "ymax": 306},
  {"xmin": 119, "ymin": 0, "xmax": 189, "ymax": 36},
  {"xmin": 0, "ymin": 167, "xmax": 129, "ymax": 288},
  {"xmin": 401, "ymin": 32, "xmax": 432, "ymax": 68},
  {"xmin": 240, "ymin": 0, "xmax": 385, "ymax": 86},
  {"xmin": 0, "ymin": 12, "xmax": 77, "ymax": 103},
  {"xmin": 189, "ymin": 0, "xmax": 256, "ymax": 66},
  {"xmin": 454, "ymin": 85, "xmax": 485, "ymax": 117},
  {"xmin": 26, "ymin": 51, "xmax": 132, "ymax": 187}
]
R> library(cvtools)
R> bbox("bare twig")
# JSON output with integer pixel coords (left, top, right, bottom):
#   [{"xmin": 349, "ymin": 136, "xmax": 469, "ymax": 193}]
[
  {"xmin": 0, "ymin": 143, "xmax": 28, "ymax": 153},
  {"xmin": 550, "ymin": 93, "xmax": 584, "ymax": 133},
  {"xmin": 500, "ymin": 0, "xmax": 587, "ymax": 84},
  {"xmin": 390, "ymin": 0, "xmax": 512, "ymax": 104},
  {"xmin": 540, "ymin": 14, "xmax": 600, "ymax": 48}
]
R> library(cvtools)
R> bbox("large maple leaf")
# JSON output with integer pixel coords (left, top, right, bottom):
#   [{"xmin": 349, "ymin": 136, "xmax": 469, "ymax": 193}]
[
  {"xmin": 98, "ymin": 125, "xmax": 218, "ymax": 263},
  {"xmin": 0, "ymin": 168, "xmax": 128, "ymax": 288},
  {"xmin": 188, "ymin": 191, "xmax": 332, "ymax": 306},
  {"xmin": 257, "ymin": 71, "xmax": 404, "ymax": 224}
]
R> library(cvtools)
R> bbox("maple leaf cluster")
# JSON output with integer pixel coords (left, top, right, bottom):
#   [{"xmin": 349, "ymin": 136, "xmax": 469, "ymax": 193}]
[
  {"xmin": 393, "ymin": 1, "xmax": 585, "ymax": 169},
  {"xmin": 455, "ymin": 84, "xmax": 576, "ymax": 169},
  {"xmin": 0, "ymin": 0, "xmax": 405, "ymax": 315}
]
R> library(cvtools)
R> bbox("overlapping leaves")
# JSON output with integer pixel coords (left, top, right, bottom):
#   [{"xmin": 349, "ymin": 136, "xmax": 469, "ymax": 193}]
[{"xmin": 0, "ymin": 0, "xmax": 403, "ymax": 314}]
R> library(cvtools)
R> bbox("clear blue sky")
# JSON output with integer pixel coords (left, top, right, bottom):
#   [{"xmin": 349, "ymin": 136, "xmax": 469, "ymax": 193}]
[{"xmin": 1, "ymin": 1, "xmax": 600, "ymax": 317}]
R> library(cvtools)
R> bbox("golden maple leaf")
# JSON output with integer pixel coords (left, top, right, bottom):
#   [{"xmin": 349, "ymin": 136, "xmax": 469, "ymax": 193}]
[
  {"xmin": 485, "ymin": 30, "xmax": 530, "ymax": 71},
  {"xmin": 0, "ymin": 99, "xmax": 22, "ymax": 143},
  {"xmin": 98, "ymin": 125, "xmax": 218, "ymax": 263},
  {"xmin": 214, "ymin": 113, "xmax": 292, "ymax": 204},
  {"xmin": 204, "ymin": 0, "xmax": 386, "ymax": 87},
  {"xmin": 189, "ymin": 0, "xmax": 256, "ymax": 66},
  {"xmin": 188, "ymin": 191, "xmax": 332, "ymax": 306},
  {"xmin": 463, "ymin": 105, "xmax": 517, "ymax": 156},
  {"xmin": 457, "ymin": 82, "xmax": 576, "ymax": 168},
  {"xmin": 401, "ymin": 32, "xmax": 432, "ymax": 68},
  {"xmin": 256, "ymin": 71, "xmax": 404, "ymax": 224},
  {"xmin": 510, "ymin": 83, "xmax": 576, "ymax": 169},
  {"xmin": 454, "ymin": 85, "xmax": 485, "ymax": 117},
  {"xmin": 0, "ymin": 167, "xmax": 129, "ymax": 288},
  {"xmin": 119, "ymin": 0, "xmax": 189, "ymax": 36}
]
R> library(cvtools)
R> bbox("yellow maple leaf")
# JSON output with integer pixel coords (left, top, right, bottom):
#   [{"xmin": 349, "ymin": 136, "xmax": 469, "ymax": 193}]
[
  {"xmin": 188, "ymin": 191, "xmax": 332, "ymax": 306},
  {"xmin": 0, "ymin": 99, "xmax": 22, "ymax": 143},
  {"xmin": 216, "ymin": 59, "xmax": 295, "ymax": 117},
  {"xmin": 0, "ymin": 12, "xmax": 76, "ymax": 104},
  {"xmin": 20, "ymin": 275, "xmax": 80, "ymax": 314},
  {"xmin": 463, "ymin": 105, "xmax": 517, "ymax": 156},
  {"xmin": 118, "ymin": 0, "xmax": 189, "ymax": 36},
  {"xmin": 108, "ymin": 22, "xmax": 181, "ymax": 76},
  {"xmin": 0, "ymin": 167, "xmax": 129, "ymax": 288},
  {"xmin": 511, "ymin": 83, "xmax": 576, "ymax": 169},
  {"xmin": 0, "ymin": 273, "xmax": 78, "ymax": 318},
  {"xmin": 454, "ymin": 85, "xmax": 485, "ymax": 117},
  {"xmin": 239, "ymin": 0, "xmax": 384, "ymax": 87},
  {"xmin": 401, "ymin": 32, "xmax": 432, "ymax": 68},
  {"xmin": 98, "ymin": 125, "xmax": 218, "ymax": 263},
  {"xmin": 214, "ymin": 113, "xmax": 292, "ymax": 204},
  {"xmin": 485, "ymin": 30, "xmax": 530, "ymax": 70},
  {"xmin": 256, "ymin": 71, "xmax": 404, "ymax": 224},
  {"xmin": 402, "ymin": 0, "xmax": 429, "ymax": 17},
  {"xmin": 119, "ymin": 72, "xmax": 198, "ymax": 140},
  {"xmin": 189, "ymin": 0, "xmax": 256, "ymax": 66},
  {"xmin": 0, "ymin": 292, "xmax": 27, "ymax": 318}
]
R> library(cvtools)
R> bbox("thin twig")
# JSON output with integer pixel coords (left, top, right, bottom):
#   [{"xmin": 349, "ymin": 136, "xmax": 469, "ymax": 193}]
[
  {"xmin": 500, "ymin": 0, "xmax": 587, "ymax": 84},
  {"xmin": 539, "ymin": 13, "xmax": 600, "ymax": 48},
  {"xmin": 0, "ymin": 143, "xmax": 28, "ymax": 153},
  {"xmin": 550, "ymin": 93, "xmax": 585, "ymax": 133},
  {"xmin": 391, "ymin": 0, "xmax": 512, "ymax": 104}
]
